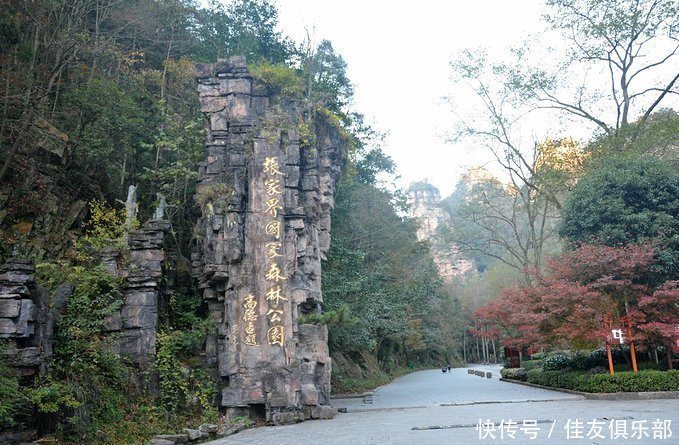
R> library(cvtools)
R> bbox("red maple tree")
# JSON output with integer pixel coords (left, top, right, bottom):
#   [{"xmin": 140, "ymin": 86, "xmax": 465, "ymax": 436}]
[{"xmin": 475, "ymin": 242, "xmax": 679, "ymax": 365}]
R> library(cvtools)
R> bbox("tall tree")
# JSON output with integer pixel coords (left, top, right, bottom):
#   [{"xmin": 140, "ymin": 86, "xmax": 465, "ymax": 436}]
[
  {"xmin": 476, "ymin": 242, "xmax": 679, "ymax": 357},
  {"xmin": 446, "ymin": 56, "xmax": 581, "ymax": 285},
  {"xmin": 538, "ymin": 0, "xmax": 679, "ymax": 135},
  {"xmin": 440, "ymin": 147, "xmax": 570, "ymax": 285},
  {"xmin": 559, "ymin": 156, "xmax": 679, "ymax": 282},
  {"xmin": 194, "ymin": 0, "xmax": 293, "ymax": 64},
  {"xmin": 301, "ymin": 39, "xmax": 354, "ymax": 116},
  {"xmin": 446, "ymin": 0, "xmax": 678, "ymax": 280}
]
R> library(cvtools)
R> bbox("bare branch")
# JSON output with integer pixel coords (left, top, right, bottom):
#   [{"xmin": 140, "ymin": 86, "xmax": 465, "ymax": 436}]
[
  {"xmin": 627, "ymin": 44, "xmax": 679, "ymax": 84},
  {"xmin": 638, "ymin": 71, "xmax": 679, "ymax": 127}
]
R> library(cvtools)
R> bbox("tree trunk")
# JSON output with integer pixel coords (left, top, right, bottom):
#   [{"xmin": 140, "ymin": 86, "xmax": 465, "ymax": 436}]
[
  {"xmin": 160, "ymin": 30, "xmax": 174, "ymax": 102},
  {"xmin": 29, "ymin": 25, "xmax": 39, "ymax": 73},
  {"xmin": 667, "ymin": 344, "xmax": 674, "ymax": 371},
  {"xmin": 485, "ymin": 335, "xmax": 490, "ymax": 363},
  {"xmin": 462, "ymin": 332, "xmax": 467, "ymax": 363},
  {"xmin": 120, "ymin": 152, "xmax": 127, "ymax": 192},
  {"xmin": 0, "ymin": 56, "xmax": 11, "ymax": 140},
  {"xmin": 51, "ymin": 70, "xmax": 63, "ymax": 118},
  {"xmin": 481, "ymin": 335, "xmax": 487, "ymax": 364},
  {"xmin": 0, "ymin": 113, "xmax": 32, "ymax": 182},
  {"xmin": 621, "ymin": 346, "xmax": 632, "ymax": 367}
]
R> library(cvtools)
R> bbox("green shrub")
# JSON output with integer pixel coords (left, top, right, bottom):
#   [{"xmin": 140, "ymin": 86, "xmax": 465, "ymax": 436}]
[
  {"xmin": 542, "ymin": 354, "xmax": 574, "ymax": 371},
  {"xmin": 74, "ymin": 199, "xmax": 130, "ymax": 256},
  {"xmin": 501, "ymin": 368, "xmax": 527, "ymax": 381},
  {"xmin": 588, "ymin": 348, "xmax": 609, "ymax": 366},
  {"xmin": 522, "ymin": 359, "xmax": 543, "ymax": 371},
  {"xmin": 527, "ymin": 369, "xmax": 587, "ymax": 390},
  {"xmin": 249, "ymin": 63, "xmax": 304, "ymax": 97},
  {"xmin": 501, "ymin": 368, "xmax": 520, "ymax": 379},
  {"xmin": 527, "ymin": 369, "xmax": 679, "ymax": 393},
  {"xmin": 529, "ymin": 352, "xmax": 548, "ymax": 360},
  {"xmin": 582, "ymin": 370, "xmax": 679, "ymax": 393},
  {"xmin": 0, "ymin": 349, "xmax": 30, "ymax": 428},
  {"xmin": 155, "ymin": 330, "xmax": 216, "ymax": 419},
  {"xmin": 570, "ymin": 355, "xmax": 590, "ymax": 370},
  {"xmin": 615, "ymin": 361, "xmax": 664, "ymax": 372},
  {"xmin": 33, "ymin": 261, "xmax": 131, "ymax": 440},
  {"xmin": 156, "ymin": 293, "xmax": 217, "ymax": 421},
  {"xmin": 588, "ymin": 346, "xmax": 628, "ymax": 366},
  {"xmin": 34, "ymin": 262, "xmax": 218, "ymax": 442},
  {"xmin": 332, "ymin": 371, "xmax": 392, "ymax": 394},
  {"xmin": 298, "ymin": 304, "xmax": 349, "ymax": 326},
  {"xmin": 29, "ymin": 380, "xmax": 80, "ymax": 414}
]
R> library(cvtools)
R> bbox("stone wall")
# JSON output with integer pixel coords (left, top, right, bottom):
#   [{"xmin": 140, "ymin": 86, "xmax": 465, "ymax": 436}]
[
  {"xmin": 192, "ymin": 56, "xmax": 344, "ymax": 423},
  {"xmin": 0, "ymin": 259, "xmax": 52, "ymax": 376}
]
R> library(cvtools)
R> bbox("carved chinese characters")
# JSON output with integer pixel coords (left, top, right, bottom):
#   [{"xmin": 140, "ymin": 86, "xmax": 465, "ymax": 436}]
[
  {"xmin": 261, "ymin": 156, "xmax": 287, "ymax": 348},
  {"xmin": 243, "ymin": 294, "xmax": 259, "ymax": 346}
]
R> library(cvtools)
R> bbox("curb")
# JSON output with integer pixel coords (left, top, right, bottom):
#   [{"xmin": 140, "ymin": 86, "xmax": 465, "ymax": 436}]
[
  {"xmin": 583, "ymin": 391, "xmax": 679, "ymax": 400},
  {"xmin": 499, "ymin": 378, "xmax": 679, "ymax": 400},
  {"xmin": 499, "ymin": 378, "xmax": 585, "ymax": 396},
  {"xmin": 330, "ymin": 392, "xmax": 373, "ymax": 400},
  {"xmin": 331, "ymin": 391, "xmax": 375, "ymax": 406}
]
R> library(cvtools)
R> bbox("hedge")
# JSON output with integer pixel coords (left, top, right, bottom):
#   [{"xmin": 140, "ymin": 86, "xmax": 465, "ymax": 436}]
[
  {"xmin": 524, "ymin": 369, "xmax": 679, "ymax": 393},
  {"xmin": 542, "ymin": 354, "xmax": 573, "ymax": 371},
  {"xmin": 527, "ymin": 369, "xmax": 585, "ymax": 390},
  {"xmin": 582, "ymin": 370, "xmax": 679, "ymax": 393},
  {"xmin": 500, "ymin": 368, "xmax": 527, "ymax": 381},
  {"xmin": 521, "ymin": 359, "xmax": 543, "ymax": 371}
]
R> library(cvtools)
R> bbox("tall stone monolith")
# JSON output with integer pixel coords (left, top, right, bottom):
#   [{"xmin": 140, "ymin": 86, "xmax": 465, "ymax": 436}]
[{"xmin": 192, "ymin": 56, "xmax": 345, "ymax": 423}]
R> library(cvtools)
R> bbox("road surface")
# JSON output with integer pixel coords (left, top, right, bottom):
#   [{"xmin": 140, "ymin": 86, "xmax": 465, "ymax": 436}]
[{"xmin": 206, "ymin": 365, "xmax": 678, "ymax": 444}]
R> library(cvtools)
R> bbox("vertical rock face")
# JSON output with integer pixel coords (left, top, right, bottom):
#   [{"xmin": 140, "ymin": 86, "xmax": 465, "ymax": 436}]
[
  {"xmin": 408, "ymin": 182, "xmax": 444, "ymax": 242},
  {"xmin": 407, "ymin": 181, "xmax": 476, "ymax": 280},
  {"xmin": 192, "ymin": 56, "xmax": 344, "ymax": 423},
  {"xmin": 0, "ymin": 259, "xmax": 52, "ymax": 376}
]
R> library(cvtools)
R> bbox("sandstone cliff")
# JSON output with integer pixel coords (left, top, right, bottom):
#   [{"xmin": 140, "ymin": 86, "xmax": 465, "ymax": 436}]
[{"xmin": 192, "ymin": 56, "xmax": 346, "ymax": 423}]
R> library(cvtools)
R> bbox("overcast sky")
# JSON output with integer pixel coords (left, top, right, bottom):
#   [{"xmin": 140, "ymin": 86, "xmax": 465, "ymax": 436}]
[{"xmin": 275, "ymin": 0, "xmax": 546, "ymax": 196}]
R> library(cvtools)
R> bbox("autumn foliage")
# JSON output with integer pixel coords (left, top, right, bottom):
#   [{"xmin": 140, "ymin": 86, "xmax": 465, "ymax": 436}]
[{"xmin": 476, "ymin": 243, "xmax": 679, "ymax": 351}]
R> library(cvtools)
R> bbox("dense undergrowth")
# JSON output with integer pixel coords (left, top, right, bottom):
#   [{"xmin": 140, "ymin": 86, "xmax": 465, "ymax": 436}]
[{"xmin": 0, "ymin": 198, "xmax": 217, "ymax": 444}]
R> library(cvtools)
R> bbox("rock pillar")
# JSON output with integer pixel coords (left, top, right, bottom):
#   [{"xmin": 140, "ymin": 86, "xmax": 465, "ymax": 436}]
[
  {"xmin": 192, "ymin": 56, "xmax": 344, "ymax": 423},
  {"xmin": 104, "ymin": 220, "xmax": 171, "ymax": 367}
]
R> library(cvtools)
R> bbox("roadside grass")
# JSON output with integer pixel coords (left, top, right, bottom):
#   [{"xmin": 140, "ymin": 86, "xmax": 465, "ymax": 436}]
[{"xmin": 332, "ymin": 365, "xmax": 440, "ymax": 395}]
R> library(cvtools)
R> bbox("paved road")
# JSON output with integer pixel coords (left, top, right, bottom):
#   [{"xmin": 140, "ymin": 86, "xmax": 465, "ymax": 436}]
[
  {"xmin": 206, "ymin": 365, "xmax": 678, "ymax": 445},
  {"xmin": 333, "ymin": 364, "xmax": 580, "ymax": 412}
]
